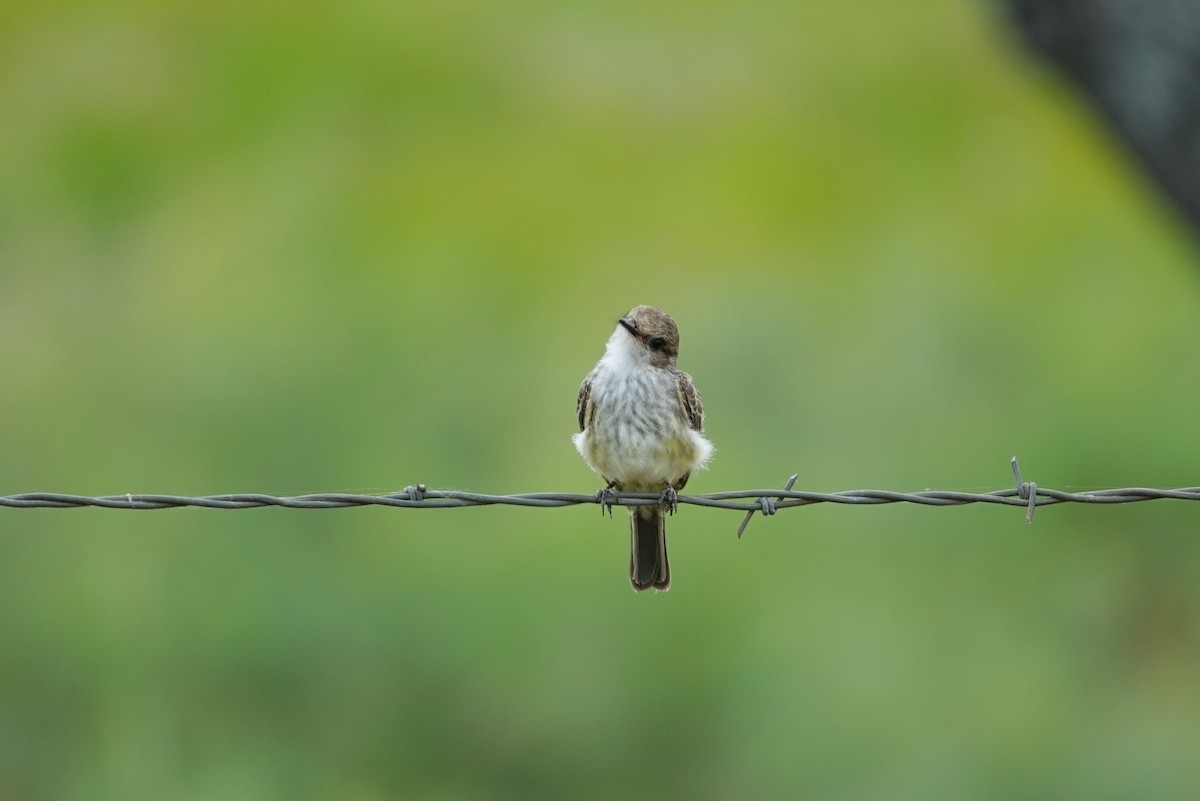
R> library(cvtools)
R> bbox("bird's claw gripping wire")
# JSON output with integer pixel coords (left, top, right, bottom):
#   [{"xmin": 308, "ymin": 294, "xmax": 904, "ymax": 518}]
[
  {"xmin": 659, "ymin": 486, "xmax": 678, "ymax": 516},
  {"xmin": 596, "ymin": 482, "xmax": 620, "ymax": 518},
  {"xmin": 738, "ymin": 473, "xmax": 799, "ymax": 539}
]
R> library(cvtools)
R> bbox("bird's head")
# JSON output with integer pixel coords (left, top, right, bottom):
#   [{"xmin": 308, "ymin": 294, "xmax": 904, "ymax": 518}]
[{"xmin": 611, "ymin": 305, "xmax": 680, "ymax": 368}]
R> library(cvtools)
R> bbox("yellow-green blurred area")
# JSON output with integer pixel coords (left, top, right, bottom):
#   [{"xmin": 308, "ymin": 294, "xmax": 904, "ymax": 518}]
[{"xmin": 3, "ymin": 0, "xmax": 1200, "ymax": 797}]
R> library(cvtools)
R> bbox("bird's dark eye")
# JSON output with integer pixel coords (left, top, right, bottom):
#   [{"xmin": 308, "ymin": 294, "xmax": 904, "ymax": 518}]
[{"xmin": 647, "ymin": 336, "xmax": 666, "ymax": 351}]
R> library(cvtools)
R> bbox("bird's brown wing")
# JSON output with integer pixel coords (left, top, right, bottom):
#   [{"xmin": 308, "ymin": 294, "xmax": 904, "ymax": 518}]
[
  {"xmin": 672, "ymin": 371, "xmax": 705, "ymax": 492},
  {"xmin": 676, "ymin": 370, "xmax": 704, "ymax": 432},
  {"xmin": 576, "ymin": 370, "xmax": 596, "ymax": 432}
]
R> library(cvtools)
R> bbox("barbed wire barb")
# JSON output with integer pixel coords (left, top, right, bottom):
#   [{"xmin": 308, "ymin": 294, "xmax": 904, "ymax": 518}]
[
  {"xmin": 1011, "ymin": 456, "xmax": 1037, "ymax": 524},
  {"xmin": 737, "ymin": 473, "xmax": 799, "ymax": 539}
]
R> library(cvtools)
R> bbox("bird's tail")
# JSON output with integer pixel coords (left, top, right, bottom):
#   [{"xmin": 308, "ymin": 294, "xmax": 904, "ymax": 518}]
[{"xmin": 629, "ymin": 506, "xmax": 670, "ymax": 592}]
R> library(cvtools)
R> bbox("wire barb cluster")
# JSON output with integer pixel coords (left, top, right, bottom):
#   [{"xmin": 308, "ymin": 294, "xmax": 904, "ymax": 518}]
[{"xmin": 3, "ymin": 458, "xmax": 1199, "ymax": 536}]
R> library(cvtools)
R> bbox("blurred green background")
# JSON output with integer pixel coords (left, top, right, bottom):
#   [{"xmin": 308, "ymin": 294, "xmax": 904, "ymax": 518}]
[{"xmin": 3, "ymin": 0, "xmax": 1200, "ymax": 798}]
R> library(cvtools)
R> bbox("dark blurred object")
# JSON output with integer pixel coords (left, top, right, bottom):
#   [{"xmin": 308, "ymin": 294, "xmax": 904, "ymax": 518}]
[{"xmin": 1002, "ymin": 0, "xmax": 1200, "ymax": 237}]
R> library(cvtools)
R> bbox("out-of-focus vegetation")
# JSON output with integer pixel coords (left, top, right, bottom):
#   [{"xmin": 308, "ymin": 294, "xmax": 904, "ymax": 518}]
[{"xmin": 2, "ymin": 1, "xmax": 1199, "ymax": 798}]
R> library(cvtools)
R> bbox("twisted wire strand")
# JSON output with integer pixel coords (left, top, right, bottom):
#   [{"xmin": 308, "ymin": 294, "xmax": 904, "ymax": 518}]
[
  {"xmin": 4, "ymin": 485, "xmax": 1199, "ymax": 511},
  {"xmin": 3, "ymin": 457, "xmax": 1197, "ymax": 537}
]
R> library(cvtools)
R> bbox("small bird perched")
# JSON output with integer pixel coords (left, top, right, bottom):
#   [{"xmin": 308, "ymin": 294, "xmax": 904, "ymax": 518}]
[{"xmin": 573, "ymin": 305, "xmax": 714, "ymax": 592}]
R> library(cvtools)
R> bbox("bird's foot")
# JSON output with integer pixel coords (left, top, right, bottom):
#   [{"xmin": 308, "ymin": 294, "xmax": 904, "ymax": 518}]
[
  {"xmin": 659, "ymin": 485, "xmax": 678, "ymax": 516},
  {"xmin": 596, "ymin": 482, "xmax": 620, "ymax": 518}
]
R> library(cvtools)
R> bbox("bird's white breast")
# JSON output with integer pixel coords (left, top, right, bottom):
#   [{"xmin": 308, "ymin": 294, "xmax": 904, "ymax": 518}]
[{"xmin": 573, "ymin": 330, "xmax": 712, "ymax": 490}]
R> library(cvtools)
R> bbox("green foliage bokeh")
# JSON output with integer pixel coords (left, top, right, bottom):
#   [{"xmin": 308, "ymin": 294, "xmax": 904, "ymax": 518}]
[{"xmin": 2, "ymin": 1, "xmax": 1200, "ymax": 799}]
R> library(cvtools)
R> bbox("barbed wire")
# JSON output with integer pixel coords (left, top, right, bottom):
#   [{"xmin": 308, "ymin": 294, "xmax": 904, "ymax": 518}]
[{"xmin": 3, "ymin": 458, "xmax": 1198, "ymax": 537}]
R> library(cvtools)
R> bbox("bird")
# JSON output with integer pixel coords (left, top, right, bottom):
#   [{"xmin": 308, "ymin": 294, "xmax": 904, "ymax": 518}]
[{"xmin": 573, "ymin": 305, "xmax": 713, "ymax": 592}]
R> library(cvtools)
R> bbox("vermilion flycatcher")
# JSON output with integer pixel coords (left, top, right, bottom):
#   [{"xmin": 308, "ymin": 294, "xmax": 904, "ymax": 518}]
[{"xmin": 574, "ymin": 305, "xmax": 713, "ymax": 592}]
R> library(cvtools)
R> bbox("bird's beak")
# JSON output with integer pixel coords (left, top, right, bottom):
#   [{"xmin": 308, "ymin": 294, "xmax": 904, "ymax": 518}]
[{"xmin": 617, "ymin": 317, "xmax": 638, "ymax": 337}]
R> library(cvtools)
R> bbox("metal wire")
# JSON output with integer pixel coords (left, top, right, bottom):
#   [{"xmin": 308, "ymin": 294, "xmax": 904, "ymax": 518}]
[
  {"xmin": 3, "ymin": 458, "xmax": 1198, "ymax": 536},
  {"xmin": 5, "ymin": 484, "xmax": 1197, "ymax": 511}
]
